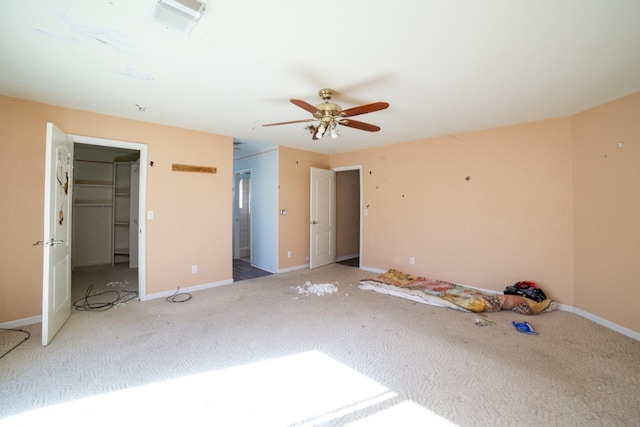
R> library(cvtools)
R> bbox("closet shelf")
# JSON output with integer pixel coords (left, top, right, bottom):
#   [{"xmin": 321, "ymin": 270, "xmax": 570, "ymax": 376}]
[
  {"xmin": 75, "ymin": 181, "xmax": 113, "ymax": 187},
  {"xmin": 72, "ymin": 159, "xmax": 137, "ymax": 268},
  {"xmin": 74, "ymin": 200, "xmax": 113, "ymax": 206}
]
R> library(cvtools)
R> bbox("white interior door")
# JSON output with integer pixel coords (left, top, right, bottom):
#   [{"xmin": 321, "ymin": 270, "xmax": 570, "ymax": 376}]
[
  {"xmin": 310, "ymin": 167, "xmax": 335, "ymax": 269},
  {"xmin": 41, "ymin": 123, "xmax": 74, "ymax": 346}
]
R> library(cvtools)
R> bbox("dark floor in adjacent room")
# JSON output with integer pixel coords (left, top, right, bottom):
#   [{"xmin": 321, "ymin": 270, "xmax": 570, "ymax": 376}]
[
  {"xmin": 233, "ymin": 258, "xmax": 272, "ymax": 282},
  {"xmin": 337, "ymin": 257, "xmax": 359, "ymax": 268}
]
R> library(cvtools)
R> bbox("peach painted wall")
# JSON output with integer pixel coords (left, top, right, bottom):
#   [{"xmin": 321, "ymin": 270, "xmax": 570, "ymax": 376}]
[
  {"xmin": 330, "ymin": 118, "xmax": 575, "ymax": 303},
  {"xmin": 3, "ymin": 92, "xmax": 638, "ymax": 334},
  {"xmin": 0, "ymin": 96, "xmax": 233, "ymax": 323},
  {"xmin": 278, "ymin": 146, "xmax": 329, "ymax": 270},
  {"xmin": 572, "ymin": 92, "xmax": 640, "ymax": 332}
]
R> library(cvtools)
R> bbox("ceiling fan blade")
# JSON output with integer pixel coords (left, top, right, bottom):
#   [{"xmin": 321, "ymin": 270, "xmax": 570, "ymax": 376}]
[
  {"xmin": 338, "ymin": 119, "xmax": 381, "ymax": 132},
  {"xmin": 340, "ymin": 102, "xmax": 389, "ymax": 117},
  {"xmin": 262, "ymin": 118, "xmax": 316, "ymax": 127},
  {"xmin": 290, "ymin": 99, "xmax": 320, "ymax": 114}
]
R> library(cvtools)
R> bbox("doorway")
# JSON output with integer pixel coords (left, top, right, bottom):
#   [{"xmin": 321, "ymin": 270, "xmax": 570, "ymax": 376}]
[
  {"xmin": 309, "ymin": 166, "xmax": 362, "ymax": 270},
  {"xmin": 232, "ymin": 169, "xmax": 273, "ymax": 281},
  {"xmin": 335, "ymin": 167, "xmax": 362, "ymax": 268},
  {"xmin": 70, "ymin": 134, "xmax": 147, "ymax": 301}
]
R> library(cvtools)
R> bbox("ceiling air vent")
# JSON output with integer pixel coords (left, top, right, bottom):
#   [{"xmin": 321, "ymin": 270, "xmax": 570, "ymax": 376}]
[{"xmin": 150, "ymin": 0, "xmax": 210, "ymax": 34}]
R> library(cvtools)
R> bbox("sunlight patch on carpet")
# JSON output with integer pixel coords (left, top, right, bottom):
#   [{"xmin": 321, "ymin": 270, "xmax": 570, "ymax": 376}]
[
  {"xmin": 346, "ymin": 401, "xmax": 457, "ymax": 426},
  {"xmin": 2, "ymin": 351, "xmax": 417, "ymax": 426}
]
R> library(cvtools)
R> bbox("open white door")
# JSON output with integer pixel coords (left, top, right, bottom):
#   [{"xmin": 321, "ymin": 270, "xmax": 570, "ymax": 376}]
[
  {"xmin": 310, "ymin": 167, "xmax": 336, "ymax": 269},
  {"xmin": 40, "ymin": 123, "xmax": 74, "ymax": 346}
]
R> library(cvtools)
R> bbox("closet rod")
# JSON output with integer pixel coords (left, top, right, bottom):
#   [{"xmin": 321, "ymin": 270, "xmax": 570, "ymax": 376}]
[{"xmin": 74, "ymin": 159, "xmax": 115, "ymax": 164}]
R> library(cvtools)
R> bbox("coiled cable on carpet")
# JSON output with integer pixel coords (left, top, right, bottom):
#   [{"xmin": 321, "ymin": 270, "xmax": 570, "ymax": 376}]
[
  {"xmin": 0, "ymin": 328, "xmax": 30, "ymax": 359},
  {"xmin": 166, "ymin": 286, "xmax": 192, "ymax": 303},
  {"xmin": 73, "ymin": 284, "xmax": 139, "ymax": 311}
]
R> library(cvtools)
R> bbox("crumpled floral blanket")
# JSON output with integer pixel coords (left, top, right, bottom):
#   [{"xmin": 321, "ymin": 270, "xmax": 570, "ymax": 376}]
[{"xmin": 359, "ymin": 269, "xmax": 556, "ymax": 315}]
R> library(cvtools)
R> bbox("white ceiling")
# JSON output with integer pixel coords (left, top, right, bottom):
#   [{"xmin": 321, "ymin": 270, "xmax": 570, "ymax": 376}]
[{"xmin": 2, "ymin": 1, "xmax": 639, "ymax": 157}]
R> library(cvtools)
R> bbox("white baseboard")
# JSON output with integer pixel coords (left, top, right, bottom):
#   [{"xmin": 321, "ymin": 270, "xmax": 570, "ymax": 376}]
[
  {"xmin": 249, "ymin": 262, "xmax": 276, "ymax": 274},
  {"xmin": 557, "ymin": 304, "xmax": 640, "ymax": 341},
  {"xmin": 144, "ymin": 278, "xmax": 234, "ymax": 301},
  {"xmin": 360, "ymin": 265, "xmax": 386, "ymax": 274},
  {"xmin": 0, "ymin": 315, "xmax": 42, "ymax": 328},
  {"xmin": 277, "ymin": 263, "xmax": 309, "ymax": 273}
]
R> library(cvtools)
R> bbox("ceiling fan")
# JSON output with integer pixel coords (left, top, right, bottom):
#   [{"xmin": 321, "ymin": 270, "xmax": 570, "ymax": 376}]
[{"xmin": 262, "ymin": 88, "xmax": 389, "ymax": 140}]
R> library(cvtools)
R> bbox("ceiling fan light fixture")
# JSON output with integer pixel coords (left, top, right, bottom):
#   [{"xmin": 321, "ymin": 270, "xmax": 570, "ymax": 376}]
[
  {"xmin": 262, "ymin": 88, "xmax": 389, "ymax": 141},
  {"xmin": 149, "ymin": 0, "xmax": 210, "ymax": 34}
]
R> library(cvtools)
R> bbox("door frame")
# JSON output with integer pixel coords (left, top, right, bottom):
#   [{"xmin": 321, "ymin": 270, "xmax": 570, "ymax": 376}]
[
  {"xmin": 233, "ymin": 168, "xmax": 253, "ymax": 261},
  {"xmin": 70, "ymin": 134, "xmax": 148, "ymax": 300},
  {"xmin": 332, "ymin": 165, "xmax": 363, "ymax": 268}
]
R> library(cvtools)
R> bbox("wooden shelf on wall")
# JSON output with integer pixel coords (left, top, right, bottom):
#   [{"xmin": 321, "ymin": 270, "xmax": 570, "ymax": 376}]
[{"xmin": 172, "ymin": 164, "xmax": 217, "ymax": 174}]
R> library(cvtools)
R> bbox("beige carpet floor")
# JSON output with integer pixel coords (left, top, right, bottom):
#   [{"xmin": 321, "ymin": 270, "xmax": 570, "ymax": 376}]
[{"xmin": 1, "ymin": 263, "xmax": 639, "ymax": 426}]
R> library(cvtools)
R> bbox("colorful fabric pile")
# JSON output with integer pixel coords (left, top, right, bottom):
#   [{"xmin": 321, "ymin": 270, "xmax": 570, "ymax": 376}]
[{"xmin": 359, "ymin": 269, "xmax": 556, "ymax": 315}]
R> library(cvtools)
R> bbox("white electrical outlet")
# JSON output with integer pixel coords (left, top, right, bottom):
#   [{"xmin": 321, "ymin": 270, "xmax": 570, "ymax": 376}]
[
  {"xmin": 192, "ymin": 265, "xmax": 198, "ymax": 274},
  {"xmin": 410, "ymin": 256, "xmax": 415, "ymax": 265},
  {"xmin": 287, "ymin": 251, "xmax": 292, "ymax": 258}
]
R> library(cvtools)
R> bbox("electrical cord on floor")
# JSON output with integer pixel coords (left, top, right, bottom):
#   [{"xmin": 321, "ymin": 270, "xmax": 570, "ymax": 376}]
[
  {"xmin": 0, "ymin": 328, "xmax": 30, "ymax": 359},
  {"xmin": 73, "ymin": 284, "xmax": 139, "ymax": 311},
  {"xmin": 166, "ymin": 286, "xmax": 192, "ymax": 303}
]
